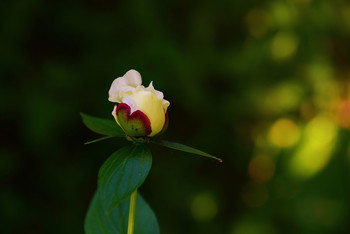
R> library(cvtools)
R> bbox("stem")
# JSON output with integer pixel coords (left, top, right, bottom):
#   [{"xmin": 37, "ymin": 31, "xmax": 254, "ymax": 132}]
[{"xmin": 127, "ymin": 189, "xmax": 137, "ymax": 234}]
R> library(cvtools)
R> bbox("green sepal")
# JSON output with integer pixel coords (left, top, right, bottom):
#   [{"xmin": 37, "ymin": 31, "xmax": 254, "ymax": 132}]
[
  {"xmin": 81, "ymin": 113, "xmax": 125, "ymax": 137},
  {"xmin": 84, "ymin": 136, "xmax": 114, "ymax": 145},
  {"xmin": 151, "ymin": 140, "xmax": 222, "ymax": 162}
]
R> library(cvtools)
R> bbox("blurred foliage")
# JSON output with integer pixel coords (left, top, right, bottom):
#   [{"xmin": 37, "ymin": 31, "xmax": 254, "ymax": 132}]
[{"xmin": 1, "ymin": 0, "xmax": 350, "ymax": 233}]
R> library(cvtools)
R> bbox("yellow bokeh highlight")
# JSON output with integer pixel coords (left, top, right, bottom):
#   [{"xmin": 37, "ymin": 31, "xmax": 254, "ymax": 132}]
[
  {"xmin": 314, "ymin": 81, "xmax": 338, "ymax": 110},
  {"xmin": 269, "ymin": 118, "xmax": 300, "ymax": 148},
  {"xmin": 261, "ymin": 82, "xmax": 303, "ymax": 114},
  {"xmin": 245, "ymin": 9, "xmax": 270, "ymax": 38},
  {"xmin": 191, "ymin": 193, "xmax": 218, "ymax": 222},
  {"xmin": 270, "ymin": 3, "xmax": 296, "ymax": 27},
  {"xmin": 289, "ymin": 115, "xmax": 338, "ymax": 179},
  {"xmin": 306, "ymin": 63, "xmax": 334, "ymax": 83},
  {"xmin": 305, "ymin": 63, "xmax": 338, "ymax": 109},
  {"xmin": 248, "ymin": 155, "xmax": 275, "ymax": 182},
  {"xmin": 270, "ymin": 31, "xmax": 298, "ymax": 61}
]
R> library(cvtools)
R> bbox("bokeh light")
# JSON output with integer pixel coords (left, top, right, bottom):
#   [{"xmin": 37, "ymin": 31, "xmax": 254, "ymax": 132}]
[
  {"xmin": 270, "ymin": 2, "xmax": 296, "ymax": 27},
  {"xmin": 333, "ymin": 99, "xmax": 350, "ymax": 129},
  {"xmin": 190, "ymin": 193, "xmax": 218, "ymax": 222},
  {"xmin": 306, "ymin": 63, "xmax": 334, "ymax": 83},
  {"xmin": 289, "ymin": 114, "xmax": 338, "ymax": 179},
  {"xmin": 269, "ymin": 118, "xmax": 300, "ymax": 148},
  {"xmin": 270, "ymin": 31, "xmax": 298, "ymax": 61},
  {"xmin": 260, "ymin": 82, "xmax": 304, "ymax": 115}
]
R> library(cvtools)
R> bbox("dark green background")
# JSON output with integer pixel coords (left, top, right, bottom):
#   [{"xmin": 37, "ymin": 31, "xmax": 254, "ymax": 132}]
[{"xmin": 1, "ymin": 0, "xmax": 350, "ymax": 233}]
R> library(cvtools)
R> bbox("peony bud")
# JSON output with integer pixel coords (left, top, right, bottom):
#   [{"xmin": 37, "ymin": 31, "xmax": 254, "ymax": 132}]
[{"xmin": 108, "ymin": 70, "xmax": 169, "ymax": 137}]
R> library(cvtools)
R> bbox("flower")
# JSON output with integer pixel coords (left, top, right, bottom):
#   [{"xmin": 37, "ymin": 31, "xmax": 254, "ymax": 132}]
[{"xmin": 109, "ymin": 69, "xmax": 170, "ymax": 137}]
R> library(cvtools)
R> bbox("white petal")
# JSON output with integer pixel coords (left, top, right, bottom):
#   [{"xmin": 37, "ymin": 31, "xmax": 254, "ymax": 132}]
[
  {"xmin": 108, "ymin": 70, "xmax": 142, "ymax": 103},
  {"xmin": 124, "ymin": 69, "xmax": 142, "ymax": 87},
  {"xmin": 119, "ymin": 86, "xmax": 135, "ymax": 97},
  {"xmin": 108, "ymin": 77, "xmax": 128, "ymax": 102},
  {"xmin": 155, "ymin": 90, "xmax": 164, "ymax": 100},
  {"xmin": 123, "ymin": 96, "xmax": 139, "ymax": 114},
  {"xmin": 109, "ymin": 81, "xmax": 121, "ymax": 102}
]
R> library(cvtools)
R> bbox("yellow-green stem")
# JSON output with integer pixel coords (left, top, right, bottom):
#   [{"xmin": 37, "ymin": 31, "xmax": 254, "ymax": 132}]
[{"xmin": 127, "ymin": 189, "xmax": 137, "ymax": 234}]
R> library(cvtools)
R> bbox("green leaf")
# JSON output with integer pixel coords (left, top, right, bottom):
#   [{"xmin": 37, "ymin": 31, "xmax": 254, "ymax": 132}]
[
  {"xmin": 81, "ymin": 113, "xmax": 125, "ymax": 137},
  {"xmin": 85, "ymin": 192, "xmax": 159, "ymax": 234},
  {"xmin": 152, "ymin": 140, "xmax": 223, "ymax": 162},
  {"xmin": 85, "ymin": 136, "xmax": 114, "ymax": 145},
  {"xmin": 98, "ymin": 144, "xmax": 152, "ymax": 213}
]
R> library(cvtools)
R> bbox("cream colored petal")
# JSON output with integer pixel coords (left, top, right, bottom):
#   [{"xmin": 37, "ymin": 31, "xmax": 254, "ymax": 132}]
[
  {"xmin": 112, "ymin": 105, "xmax": 117, "ymax": 119},
  {"xmin": 162, "ymin": 99, "xmax": 170, "ymax": 112},
  {"xmin": 124, "ymin": 69, "xmax": 142, "ymax": 87},
  {"xmin": 111, "ymin": 105, "xmax": 122, "ymax": 128},
  {"xmin": 146, "ymin": 81, "xmax": 164, "ymax": 100},
  {"xmin": 155, "ymin": 90, "xmax": 164, "ymax": 100},
  {"xmin": 145, "ymin": 81, "xmax": 169, "ymax": 112},
  {"xmin": 145, "ymin": 81, "xmax": 155, "ymax": 92},
  {"xmin": 130, "ymin": 90, "xmax": 165, "ymax": 136}
]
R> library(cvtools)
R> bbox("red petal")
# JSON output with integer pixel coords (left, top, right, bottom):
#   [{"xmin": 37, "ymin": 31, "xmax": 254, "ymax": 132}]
[{"xmin": 116, "ymin": 103, "xmax": 152, "ymax": 136}]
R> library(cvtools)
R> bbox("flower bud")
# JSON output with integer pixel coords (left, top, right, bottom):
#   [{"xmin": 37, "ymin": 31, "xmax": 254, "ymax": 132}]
[{"xmin": 109, "ymin": 70, "xmax": 169, "ymax": 137}]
